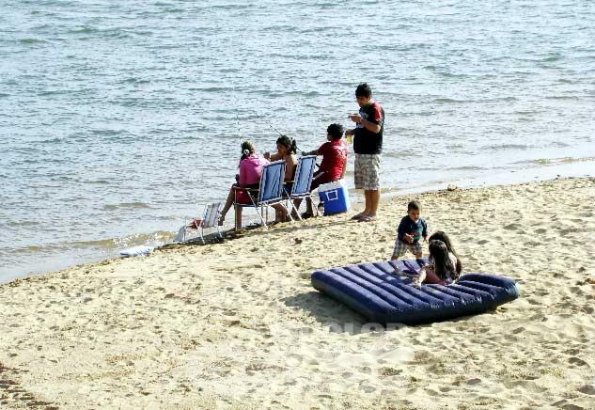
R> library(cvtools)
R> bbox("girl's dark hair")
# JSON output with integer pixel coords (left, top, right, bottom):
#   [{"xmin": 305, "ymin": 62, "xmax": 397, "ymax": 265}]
[
  {"xmin": 240, "ymin": 140, "xmax": 256, "ymax": 160},
  {"xmin": 429, "ymin": 240, "xmax": 457, "ymax": 280},
  {"xmin": 276, "ymin": 135, "xmax": 297, "ymax": 154},
  {"xmin": 428, "ymin": 231, "xmax": 462, "ymax": 274},
  {"xmin": 327, "ymin": 123, "xmax": 344, "ymax": 140}
]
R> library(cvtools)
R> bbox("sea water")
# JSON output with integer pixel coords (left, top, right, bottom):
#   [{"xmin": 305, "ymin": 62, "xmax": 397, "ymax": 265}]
[{"xmin": 1, "ymin": 0, "xmax": 594, "ymax": 282}]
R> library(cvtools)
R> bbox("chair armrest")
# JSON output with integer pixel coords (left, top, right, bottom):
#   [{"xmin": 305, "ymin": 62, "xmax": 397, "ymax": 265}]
[{"xmin": 233, "ymin": 186, "xmax": 259, "ymax": 193}]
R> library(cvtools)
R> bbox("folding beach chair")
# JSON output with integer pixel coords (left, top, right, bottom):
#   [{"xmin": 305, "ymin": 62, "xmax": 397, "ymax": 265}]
[
  {"xmin": 284, "ymin": 155, "xmax": 317, "ymax": 221},
  {"xmin": 233, "ymin": 160, "xmax": 289, "ymax": 230},
  {"xmin": 177, "ymin": 202, "xmax": 223, "ymax": 244}
]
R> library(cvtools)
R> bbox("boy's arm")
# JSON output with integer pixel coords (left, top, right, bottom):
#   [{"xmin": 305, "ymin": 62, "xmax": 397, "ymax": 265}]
[
  {"xmin": 397, "ymin": 218, "xmax": 407, "ymax": 241},
  {"xmin": 340, "ymin": 144, "xmax": 348, "ymax": 178},
  {"xmin": 302, "ymin": 149, "xmax": 319, "ymax": 156}
]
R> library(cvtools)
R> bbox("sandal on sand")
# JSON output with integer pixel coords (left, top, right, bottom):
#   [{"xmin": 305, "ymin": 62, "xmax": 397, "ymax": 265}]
[
  {"xmin": 358, "ymin": 215, "xmax": 377, "ymax": 222},
  {"xmin": 350, "ymin": 213, "xmax": 365, "ymax": 221}
]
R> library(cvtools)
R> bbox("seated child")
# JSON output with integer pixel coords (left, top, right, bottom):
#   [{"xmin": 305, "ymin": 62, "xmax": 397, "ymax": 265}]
[
  {"xmin": 391, "ymin": 200, "xmax": 428, "ymax": 260},
  {"xmin": 427, "ymin": 231, "xmax": 462, "ymax": 276},
  {"xmin": 417, "ymin": 240, "xmax": 460, "ymax": 285},
  {"xmin": 218, "ymin": 141, "xmax": 269, "ymax": 230},
  {"xmin": 264, "ymin": 135, "xmax": 298, "ymax": 223},
  {"xmin": 297, "ymin": 123, "xmax": 348, "ymax": 218}
]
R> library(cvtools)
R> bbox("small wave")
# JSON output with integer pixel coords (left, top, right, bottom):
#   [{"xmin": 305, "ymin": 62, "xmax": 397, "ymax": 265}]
[
  {"xmin": 262, "ymin": 25, "xmax": 297, "ymax": 33},
  {"xmin": 103, "ymin": 202, "xmax": 152, "ymax": 211},
  {"xmin": 383, "ymin": 150, "xmax": 420, "ymax": 159},
  {"xmin": 120, "ymin": 77, "xmax": 151, "ymax": 85},
  {"xmin": 67, "ymin": 26, "xmax": 130, "ymax": 39},
  {"xmin": 5, "ymin": 220, "xmax": 41, "ymax": 228},
  {"xmin": 545, "ymin": 96, "xmax": 579, "ymax": 100},
  {"xmin": 37, "ymin": 90, "xmax": 68, "ymax": 96},
  {"xmin": 423, "ymin": 66, "xmax": 468, "ymax": 78},
  {"xmin": 486, "ymin": 143, "xmax": 530, "ymax": 151},
  {"xmin": 209, "ymin": 3, "xmax": 253, "ymax": 9},
  {"xmin": 85, "ymin": 178, "xmax": 111, "ymax": 185},
  {"xmin": 19, "ymin": 37, "xmax": 47, "ymax": 44},
  {"xmin": 514, "ymin": 110, "xmax": 545, "ymax": 115},
  {"xmin": 543, "ymin": 53, "xmax": 563, "ymax": 62},
  {"xmin": 6, "ymin": 231, "xmax": 172, "ymax": 257},
  {"xmin": 188, "ymin": 86, "xmax": 234, "ymax": 93},
  {"xmin": 91, "ymin": 129, "xmax": 128, "ymax": 137},
  {"xmin": 433, "ymin": 98, "xmax": 465, "ymax": 104},
  {"xmin": 515, "ymin": 156, "xmax": 595, "ymax": 166},
  {"xmin": 76, "ymin": 231, "xmax": 172, "ymax": 250},
  {"xmin": 445, "ymin": 165, "xmax": 485, "ymax": 171},
  {"xmin": 68, "ymin": 26, "xmax": 97, "ymax": 34},
  {"xmin": 38, "ymin": 137, "xmax": 66, "ymax": 144},
  {"xmin": 160, "ymin": 7, "xmax": 184, "ymax": 13}
]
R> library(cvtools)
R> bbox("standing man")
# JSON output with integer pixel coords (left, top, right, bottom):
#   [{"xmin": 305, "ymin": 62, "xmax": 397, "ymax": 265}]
[{"xmin": 346, "ymin": 83, "xmax": 384, "ymax": 222}]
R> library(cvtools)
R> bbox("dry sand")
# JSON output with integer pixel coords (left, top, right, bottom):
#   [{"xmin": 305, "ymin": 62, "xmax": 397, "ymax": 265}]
[{"xmin": 1, "ymin": 177, "xmax": 594, "ymax": 409}]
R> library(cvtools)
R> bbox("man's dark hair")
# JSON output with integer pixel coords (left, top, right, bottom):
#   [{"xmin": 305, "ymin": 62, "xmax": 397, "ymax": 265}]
[
  {"xmin": 327, "ymin": 123, "xmax": 344, "ymax": 140},
  {"xmin": 408, "ymin": 200, "xmax": 421, "ymax": 212},
  {"xmin": 355, "ymin": 83, "xmax": 372, "ymax": 98}
]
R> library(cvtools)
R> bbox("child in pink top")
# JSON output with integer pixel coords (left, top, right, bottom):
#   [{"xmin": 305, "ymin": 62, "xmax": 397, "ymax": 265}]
[
  {"xmin": 238, "ymin": 154, "xmax": 267, "ymax": 187},
  {"xmin": 219, "ymin": 141, "xmax": 269, "ymax": 229}
]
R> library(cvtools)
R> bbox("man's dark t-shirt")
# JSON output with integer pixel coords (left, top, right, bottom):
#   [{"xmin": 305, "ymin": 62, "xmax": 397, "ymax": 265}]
[{"xmin": 353, "ymin": 101, "xmax": 384, "ymax": 155}]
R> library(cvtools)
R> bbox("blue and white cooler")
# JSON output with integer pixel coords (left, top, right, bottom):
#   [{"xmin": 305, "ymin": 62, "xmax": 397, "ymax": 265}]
[{"xmin": 318, "ymin": 180, "xmax": 350, "ymax": 215}]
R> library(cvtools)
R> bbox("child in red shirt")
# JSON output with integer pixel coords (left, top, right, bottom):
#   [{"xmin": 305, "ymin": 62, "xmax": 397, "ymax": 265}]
[{"xmin": 298, "ymin": 123, "xmax": 348, "ymax": 217}]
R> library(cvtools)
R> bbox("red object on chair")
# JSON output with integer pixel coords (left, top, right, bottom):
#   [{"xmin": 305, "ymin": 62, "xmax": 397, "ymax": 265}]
[{"xmin": 187, "ymin": 219, "xmax": 204, "ymax": 229}]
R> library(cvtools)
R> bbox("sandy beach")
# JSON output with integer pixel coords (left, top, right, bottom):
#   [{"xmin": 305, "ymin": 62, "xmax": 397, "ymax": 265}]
[{"xmin": 1, "ymin": 177, "xmax": 593, "ymax": 409}]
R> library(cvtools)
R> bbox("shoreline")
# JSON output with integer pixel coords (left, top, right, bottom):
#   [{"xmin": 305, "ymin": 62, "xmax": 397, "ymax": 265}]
[
  {"xmin": 2, "ymin": 155, "xmax": 594, "ymax": 285},
  {"xmin": 0, "ymin": 176, "xmax": 593, "ymax": 408}
]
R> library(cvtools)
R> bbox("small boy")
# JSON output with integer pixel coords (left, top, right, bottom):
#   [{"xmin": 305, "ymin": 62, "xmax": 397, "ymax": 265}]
[{"xmin": 391, "ymin": 200, "xmax": 428, "ymax": 259}]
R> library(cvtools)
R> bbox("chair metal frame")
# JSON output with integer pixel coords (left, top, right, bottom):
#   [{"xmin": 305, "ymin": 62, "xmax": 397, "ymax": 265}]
[
  {"xmin": 284, "ymin": 155, "xmax": 317, "ymax": 221},
  {"xmin": 233, "ymin": 160, "xmax": 290, "ymax": 230}
]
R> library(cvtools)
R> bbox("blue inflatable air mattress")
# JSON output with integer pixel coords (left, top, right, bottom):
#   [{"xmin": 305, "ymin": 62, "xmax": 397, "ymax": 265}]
[{"xmin": 311, "ymin": 259, "xmax": 519, "ymax": 325}]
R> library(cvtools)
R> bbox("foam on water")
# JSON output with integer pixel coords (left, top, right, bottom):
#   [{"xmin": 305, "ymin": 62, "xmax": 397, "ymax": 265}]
[{"xmin": 1, "ymin": 0, "xmax": 594, "ymax": 281}]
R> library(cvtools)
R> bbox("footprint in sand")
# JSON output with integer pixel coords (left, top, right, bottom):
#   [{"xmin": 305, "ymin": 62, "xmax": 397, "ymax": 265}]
[
  {"xmin": 568, "ymin": 357, "xmax": 588, "ymax": 367},
  {"xmin": 577, "ymin": 384, "xmax": 595, "ymax": 395},
  {"xmin": 504, "ymin": 223, "xmax": 521, "ymax": 231}
]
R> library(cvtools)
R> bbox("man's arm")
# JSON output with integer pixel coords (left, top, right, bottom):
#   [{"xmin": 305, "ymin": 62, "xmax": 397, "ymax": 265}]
[
  {"xmin": 348, "ymin": 112, "xmax": 382, "ymax": 134},
  {"xmin": 302, "ymin": 149, "xmax": 319, "ymax": 156},
  {"xmin": 359, "ymin": 117, "xmax": 381, "ymax": 134}
]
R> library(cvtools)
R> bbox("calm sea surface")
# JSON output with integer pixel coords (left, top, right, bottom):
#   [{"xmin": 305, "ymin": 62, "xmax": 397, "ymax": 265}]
[{"xmin": 1, "ymin": 0, "xmax": 594, "ymax": 282}]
